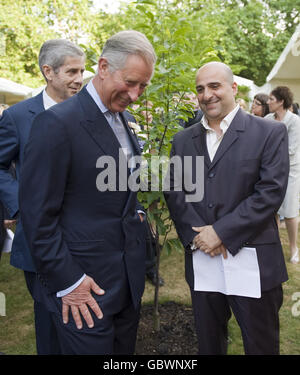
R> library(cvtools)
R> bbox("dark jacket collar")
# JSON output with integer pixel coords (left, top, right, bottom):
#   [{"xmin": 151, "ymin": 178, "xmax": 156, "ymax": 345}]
[{"xmin": 191, "ymin": 108, "xmax": 246, "ymax": 169}]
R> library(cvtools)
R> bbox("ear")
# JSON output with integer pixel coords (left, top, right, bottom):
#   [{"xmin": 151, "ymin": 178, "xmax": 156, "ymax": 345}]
[
  {"xmin": 42, "ymin": 64, "xmax": 54, "ymax": 81},
  {"xmin": 232, "ymin": 82, "xmax": 238, "ymax": 96},
  {"xmin": 97, "ymin": 57, "xmax": 110, "ymax": 79}
]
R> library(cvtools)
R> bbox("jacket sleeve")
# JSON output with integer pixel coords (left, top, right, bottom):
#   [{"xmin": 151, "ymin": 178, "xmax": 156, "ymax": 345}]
[
  {"xmin": 0, "ymin": 110, "xmax": 19, "ymax": 218},
  {"xmin": 164, "ymin": 136, "xmax": 207, "ymax": 247},
  {"xmin": 286, "ymin": 114, "xmax": 300, "ymax": 164},
  {"xmin": 19, "ymin": 110, "xmax": 84, "ymax": 293}
]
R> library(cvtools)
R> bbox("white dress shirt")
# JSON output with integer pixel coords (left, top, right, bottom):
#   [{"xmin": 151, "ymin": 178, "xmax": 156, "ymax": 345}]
[
  {"xmin": 201, "ymin": 105, "xmax": 240, "ymax": 161},
  {"xmin": 42, "ymin": 89, "xmax": 57, "ymax": 110},
  {"xmin": 86, "ymin": 80, "xmax": 134, "ymax": 163}
]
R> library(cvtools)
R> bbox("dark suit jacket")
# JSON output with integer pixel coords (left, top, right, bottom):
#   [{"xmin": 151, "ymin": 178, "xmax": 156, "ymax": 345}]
[
  {"xmin": 0, "ymin": 201, "xmax": 5, "ymax": 254},
  {"xmin": 179, "ymin": 109, "xmax": 203, "ymax": 128},
  {"xmin": 0, "ymin": 93, "xmax": 44, "ymax": 271},
  {"xmin": 164, "ymin": 109, "xmax": 289, "ymax": 292},
  {"xmin": 19, "ymin": 87, "xmax": 146, "ymax": 310}
]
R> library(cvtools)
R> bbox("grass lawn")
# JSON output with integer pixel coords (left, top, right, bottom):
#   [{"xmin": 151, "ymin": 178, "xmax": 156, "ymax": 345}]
[{"xmin": 0, "ymin": 227, "xmax": 299, "ymax": 355}]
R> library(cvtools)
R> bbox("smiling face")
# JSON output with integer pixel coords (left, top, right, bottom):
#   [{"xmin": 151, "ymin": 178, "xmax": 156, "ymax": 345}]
[
  {"xmin": 195, "ymin": 63, "xmax": 237, "ymax": 124},
  {"xmin": 43, "ymin": 55, "xmax": 85, "ymax": 102},
  {"xmin": 96, "ymin": 54, "xmax": 153, "ymax": 113}
]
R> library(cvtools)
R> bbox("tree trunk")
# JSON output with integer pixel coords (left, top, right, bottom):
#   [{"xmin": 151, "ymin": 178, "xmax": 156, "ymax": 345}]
[{"xmin": 153, "ymin": 225, "xmax": 161, "ymax": 332}]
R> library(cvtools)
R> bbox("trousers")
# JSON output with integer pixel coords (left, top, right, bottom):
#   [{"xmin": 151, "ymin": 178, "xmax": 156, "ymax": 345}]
[{"xmin": 190, "ymin": 285, "xmax": 283, "ymax": 355}]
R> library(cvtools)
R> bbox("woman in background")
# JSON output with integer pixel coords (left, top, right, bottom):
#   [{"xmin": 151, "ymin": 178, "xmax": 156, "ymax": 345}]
[
  {"xmin": 251, "ymin": 93, "xmax": 270, "ymax": 117},
  {"xmin": 266, "ymin": 86, "xmax": 300, "ymax": 264}
]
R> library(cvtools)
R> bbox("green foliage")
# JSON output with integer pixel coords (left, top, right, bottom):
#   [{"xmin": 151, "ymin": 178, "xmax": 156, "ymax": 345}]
[
  {"xmin": 236, "ymin": 85, "xmax": 250, "ymax": 103},
  {"xmin": 206, "ymin": 0, "xmax": 299, "ymax": 85},
  {"xmin": 1, "ymin": 0, "xmax": 298, "ymax": 88},
  {"xmin": 0, "ymin": 0, "xmax": 96, "ymax": 87}
]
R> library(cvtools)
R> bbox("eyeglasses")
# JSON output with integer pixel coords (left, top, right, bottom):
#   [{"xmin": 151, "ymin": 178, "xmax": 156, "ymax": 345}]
[{"xmin": 252, "ymin": 100, "xmax": 263, "ymax": 106}]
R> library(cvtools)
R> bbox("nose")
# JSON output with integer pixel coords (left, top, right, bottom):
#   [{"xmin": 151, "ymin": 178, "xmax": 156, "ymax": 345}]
[
  {"xmin": 128, "ymin": 86, "xmax": 141, "ymax": 103},
  {"xmin": 202, "ymin": 87, "xmax": 213, "ymax": 101},
  {"xmin": 74, "ymin": 71, "xmax": 84, "ymax": 86}
]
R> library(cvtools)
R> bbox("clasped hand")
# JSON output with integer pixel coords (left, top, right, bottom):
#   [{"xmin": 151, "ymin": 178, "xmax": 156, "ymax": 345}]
[
  {"xmin": 192, "ymin": 225, "xmax": 227, "ymax": 259},
  {"xmin": 62, "ymin": 275, "xmax": 105, "ymax": 330}
]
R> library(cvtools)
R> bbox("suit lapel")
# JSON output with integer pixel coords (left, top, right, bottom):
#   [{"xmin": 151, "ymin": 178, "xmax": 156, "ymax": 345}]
[
  {"xmin": 191, "ymin": 123, "xmax": 211, "ymax": 168},
  {"xmin": 209, "ymin": 108, "xmax": 245, "ymax": 170},
  {"xmin": 27, "ymin": 92, "xmax": 44, "ymax": 117},
  {"xmin": 120, "ymin": 112, "xmax": 141, "ymax": 156},
  {"xmin": 78, "ymin": 87, "xmax": 124, "ymax": 164}
]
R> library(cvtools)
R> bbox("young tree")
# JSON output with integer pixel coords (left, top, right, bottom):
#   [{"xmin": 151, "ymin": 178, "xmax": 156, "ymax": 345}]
[{"xmin": 110, "ymin": 0, "xmax": 225, "ymax": 330}]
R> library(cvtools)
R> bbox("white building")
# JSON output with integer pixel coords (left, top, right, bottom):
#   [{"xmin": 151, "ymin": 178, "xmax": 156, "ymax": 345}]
[
  {"xmin": 260, "ymin": 23, "xmax": 300, "ymax": 103},
  {"xmin": 0, "ymin": 77, "xmax": 33, "ymax": 106}
]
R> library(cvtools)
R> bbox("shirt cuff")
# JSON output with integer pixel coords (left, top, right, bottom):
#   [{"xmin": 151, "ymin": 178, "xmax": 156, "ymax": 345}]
[{"xmin": 56, "ymin": 274, "xmax": 86, "ymax": 298}]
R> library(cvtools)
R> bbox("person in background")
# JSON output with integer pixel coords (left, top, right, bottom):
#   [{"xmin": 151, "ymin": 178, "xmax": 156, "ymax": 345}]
[
  {"xmin": 236, "ymin": 98, "xmax": 248, "ymax": 111},
  {"xmin": 266, "ymin": 86, "xmax": 300, "ymax": 264},
  {"xmin": 0, "ymin": 39, "xmax": 86, "ymax": 354},
  {"xmin": 290, "ymin": 103, "xmax": 300, "ymax": 115},
  {"xmin": 179, "ymin": 93, "xmax": 203, "ymax": 128},
  {"xmin": 0, "ymin": 104, "xmax": 15, "ymax": 259},
  {"xmin": 0, "ymin": 104, "xmax": 9, "ymax": 115},
  {"xmin": 251, "ymin": 93, "xmax": 270, "ymax": 117}
]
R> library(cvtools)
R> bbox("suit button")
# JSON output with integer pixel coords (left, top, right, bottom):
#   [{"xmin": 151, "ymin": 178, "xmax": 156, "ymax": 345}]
[
  {"xmin": 208, "ymin": 172, "xmax": 215, "ymax": 178},
  {"xmin": 208, "ymin": 203, "xmax": 214, "ymax": 208}
]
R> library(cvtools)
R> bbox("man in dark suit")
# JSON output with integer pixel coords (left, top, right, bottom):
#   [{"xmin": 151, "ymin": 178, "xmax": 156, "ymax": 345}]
[
  {"xmin": 164, "ymin": 62, "xmax": 289, "ymax": 355},
  {"xmin": 0, "ymin": 202, "xmax": 5, "ymax": 257},
  {"xmin": 19, "ymin": 30, "xmax": 156, "ymax": 354},
  {"xmin": 0, "ymin": 39, "xmax": 85, "ymax": 354}
]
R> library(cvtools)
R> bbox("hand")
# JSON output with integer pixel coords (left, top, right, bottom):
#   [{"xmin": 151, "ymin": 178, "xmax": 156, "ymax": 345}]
[
  {"xmin": 62, "ymin": 275, "xmax": 105, "ymax": 330},
  {"xmin": 192, "ymin": 225, "xmax": 222, "ymax": 253},
  {"xmin": 4, "ymin": 220, "xmax": 16, "ymax": 229},
  {"xmin": 208, "ymin": 244, "xmax": 228, "ymax": 259}
]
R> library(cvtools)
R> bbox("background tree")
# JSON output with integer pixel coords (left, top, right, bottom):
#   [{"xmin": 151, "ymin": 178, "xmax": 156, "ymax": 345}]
[
  {"xmin": 0, "ymin": 0, "xmax": 95, "ymax": 86},
  {"xmin": 196, "ymin": 0, "xmax": 299, "ymax": 85}
]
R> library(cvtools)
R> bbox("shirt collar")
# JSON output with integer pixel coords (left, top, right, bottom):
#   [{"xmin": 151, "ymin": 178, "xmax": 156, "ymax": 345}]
[
  {"xmin": 86, "ymin": 79, "xmax": 109, "ymax": 114},
  {"xmin": 43, "ymin": 88, "xmax": 57, "ymax": 110},
  {"xmin": 202, "ymin": 104, "xmax": 240, "ymax": 133}
]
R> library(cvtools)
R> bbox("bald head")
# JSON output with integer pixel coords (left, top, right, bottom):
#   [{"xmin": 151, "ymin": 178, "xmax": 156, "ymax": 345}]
[
  {"xmin": 196, "ymin": 62, "xmax": 234, "ymax": 84},
  {"xmin": 195, "ymin": 61, "xmax": 238, "ymax": 125}
]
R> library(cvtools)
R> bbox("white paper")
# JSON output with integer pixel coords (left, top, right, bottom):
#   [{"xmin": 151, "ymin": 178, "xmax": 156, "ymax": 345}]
[
  {"xmin": 2, "ymin": 229, "xmax": 14, "ymax": 253},
  {"xmin": 193, "ymin": 247, "xmax": 261, "ymax": 298}
]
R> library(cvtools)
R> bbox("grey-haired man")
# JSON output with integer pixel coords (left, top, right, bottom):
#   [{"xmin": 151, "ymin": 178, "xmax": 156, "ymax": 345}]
[{"xmin": 0, "ymin": 39, "xmax": 85, "ymax": 354}]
